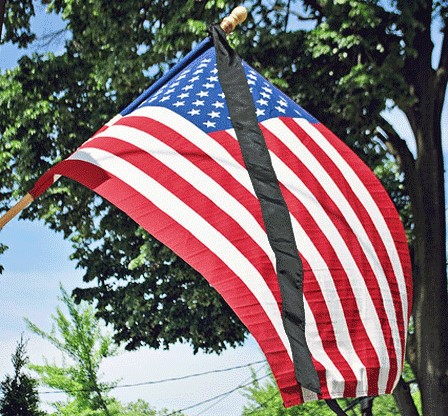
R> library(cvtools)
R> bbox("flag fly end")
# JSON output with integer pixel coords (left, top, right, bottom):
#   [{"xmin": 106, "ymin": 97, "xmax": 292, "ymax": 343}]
[
  {"xmin": 220, "ymin": 6, "xmax": 248, "ymax": 33},
  {"xmin": 0, "ymin": 193, "xmax": 34, "ymax": 230}
]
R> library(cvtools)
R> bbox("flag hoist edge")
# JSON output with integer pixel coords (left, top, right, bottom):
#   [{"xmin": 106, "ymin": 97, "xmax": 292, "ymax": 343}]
[{"xmin": 30, "ymin": 27, "xmax": 412, "ymax": 407}]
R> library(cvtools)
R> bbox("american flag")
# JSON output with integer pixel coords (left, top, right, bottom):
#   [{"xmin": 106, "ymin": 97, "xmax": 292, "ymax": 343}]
[{"xmin": 30, "ymin": 37, "xmax": 412, "ymax": 406}]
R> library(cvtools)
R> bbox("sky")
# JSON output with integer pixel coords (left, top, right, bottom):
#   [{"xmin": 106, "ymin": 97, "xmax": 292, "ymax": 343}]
[
  {"xmin": 0, "ymin": 4, "xmax": 266, "ymax": 416},
  {"xmin": 0, "ymin": 3, "xmax": 447, "ymax": 416}
]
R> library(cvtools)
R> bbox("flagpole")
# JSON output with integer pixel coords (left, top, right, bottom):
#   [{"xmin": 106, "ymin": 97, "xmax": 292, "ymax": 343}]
[
  {"xmin": 220, "ymin": 6, "xmax": 248, "ymax": 33},
  {"xmin": 0, "ymin": 193, "xmax": 34, "ymax": 230}
]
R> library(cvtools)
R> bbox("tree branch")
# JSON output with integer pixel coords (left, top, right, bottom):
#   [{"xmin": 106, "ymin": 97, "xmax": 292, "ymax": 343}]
[
  {"xmin": 377, "ymin": 115, "xmax": 416, "ymax": 171},
  {"xmin": 392, "ymin": 377, "xmax": 420, "ymax": 416},
  {"xmin": 377, "ymin": 115, "xmax": 421, "ymax": 211},
  {"xmin": 289, "ymin": 10, "xmax": 318, "ymax": 21}
]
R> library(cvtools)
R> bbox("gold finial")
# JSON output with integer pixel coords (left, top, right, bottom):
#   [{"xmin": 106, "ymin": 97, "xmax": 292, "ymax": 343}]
[{"xmin": 220, "ymin": 6, "xmax": 248, "ymax": 34}]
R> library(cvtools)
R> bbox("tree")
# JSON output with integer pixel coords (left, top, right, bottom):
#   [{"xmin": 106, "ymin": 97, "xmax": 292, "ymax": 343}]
[
  {"xmin": 0, "ymin": 335, "xmax": 46, "ymax": 416},
  {"xmin": 115, "ymin": 399, "xmax": 184, "ymax": 416},
  {"xmin": 26, "ymin": 285, "xmax": 118, "ymax": 415},
  {"xmin": 1, "ymin": 0, "xmax": 447, "ymax": 413}
]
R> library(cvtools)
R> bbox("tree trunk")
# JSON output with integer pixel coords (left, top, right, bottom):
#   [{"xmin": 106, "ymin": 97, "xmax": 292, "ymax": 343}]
[
  {"xmin": 408, "ymin": 121, "xmax": 448, "ymax": 415},
  {"xmin": 412, "ymin": 186, "xmax": 448, "ymax": 415}
]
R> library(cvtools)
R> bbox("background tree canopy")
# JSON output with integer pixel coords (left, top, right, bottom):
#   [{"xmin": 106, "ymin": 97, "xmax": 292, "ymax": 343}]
[{"xmin": 1, "ymin": 1, "xmax": 447, "ymax": 414}]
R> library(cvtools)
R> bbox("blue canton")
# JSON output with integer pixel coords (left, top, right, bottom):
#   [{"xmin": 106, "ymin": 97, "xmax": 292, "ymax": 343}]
[{"xmin": 140, "ymin": 47, "xmax": 317, "ymax": 133}]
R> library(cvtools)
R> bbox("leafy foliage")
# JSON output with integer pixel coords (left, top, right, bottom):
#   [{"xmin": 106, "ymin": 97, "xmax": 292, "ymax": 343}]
[
  {"xmin": 1, "ymin": 0, "xmax": 35, "ymax": 47},
  {"xmin": 0, "ymin": 336, "xmax": 46, "ymax": 416},
  {"xmin": 26, "ymin": 285, "xmax": 118, "ymax": 415}
]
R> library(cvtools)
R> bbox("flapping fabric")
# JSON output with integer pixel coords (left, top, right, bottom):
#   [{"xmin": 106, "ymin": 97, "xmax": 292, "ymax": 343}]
[{"xmin": 30, "ymin": 33, "xmax": 412, "ymax": 407}]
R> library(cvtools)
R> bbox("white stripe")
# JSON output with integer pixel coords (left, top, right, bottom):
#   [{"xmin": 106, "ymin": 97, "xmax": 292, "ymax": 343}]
[
  {"xmin": 263, "ymin": 118, "xmax": 403, "ymax": 392},
  {"xmin": 304, "ymin": 301, "xmax": 347, "ymax": 399},
  {"xmin": 67, "ymin": 147, "xmax": 293, "ymax": 361},
  {"xmin": 296, "ymin": 118, "xmax": 409, "ymax": 347},
  {"xmin": 106, "ymin": 113, "xmax": 123, "ymax": 127},
  {"xmin": 91, "ymin": 124, "xmax": 274, "ymax": 262}
]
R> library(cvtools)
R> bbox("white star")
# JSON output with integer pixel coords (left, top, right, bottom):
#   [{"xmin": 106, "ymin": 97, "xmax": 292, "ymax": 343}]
[
  {"xmin": 171, "ymin": 81, "xmax": 180, "ymax": 88},
  {"xmin": 188, "ymin": 109, "xmax": 200, "ymax": 116},
  {"xmin": 201, "ymin": 58, "xmax": 211, "ymax": 63},
  {"xmin": 173, "ymin": 101, "xmax": 185, "ymax": 107},
  {"xmin": 257, "ymin": 98, "xmax": 268, "ymax": 106},
  {"xmin": 256, "ymin": 108, "xmax": 266, "ymax": 117},
  {"xmin": 165, "ymin": 88, "xmax": 175, "ymax": 94},
  {"xmin": 275, "ymin": 106, "xmax": 286, "ymax": 113},
  {"xmin": 159, "ymin": 95, "xmax": 171, "ymax": 102},
  {"xmin": 182, "ymin": 84, "xmax": 194, "ymax": 91},
  {"xmin": 247, "ymin": 73, "xmax": 257, "ymax": 80},
  {"xmin": 208, "ymin": 111, "xmax": 220, "ymax": 119},
  {"xmin": 203, "ymin": 83, "xmax": 215, "ymax": 89},
  {"xmin": 178, "ymin": 92, "xmax": 189, "ymax": 99},
  {"xmin": 247, "ymin": 79, "xmax": 256, "ymax": 85},
  {"xmin": 198, "ymin": 63, "xmax": 208, "ymax": 68},
  {"xmin": 218, "ymin": 92, "xmax": 226, "ymax": 99},
  {"xmin": 203, "ymin": 120, "xmax": 216, "ymax": 128},
  {"xmin": 212, "ymin": 101, "xmax": 224, "ymax": 108},
  {"xmin": 260, "ymin": 91, "xmax": 271, "ymax": 99},
  {"xmin": 277, "ymin": 99, "xmax": 288, "ymax": 107},
  {"xmin": 211, "ymin": 68, "xmax": 218, "ymax": 74},
  {"xmin": 189, "ymin": 76, "xmax": 200, "ymax": 83},
  {"xmin": 208, "ymin": 76, "xmax": 218, "ymax": 82},
  {"xmin": 262, "ymin": 85, "xmax": 273, "ymax": 94},
  {"xmin": 194, "ymin": 69, "xmax": 204, "ymax": 75},
  {"xmin": 192, "ymin": 99, "xmax": 205, "ymax": 106},
  {"xmin": 178, "ymin": 69, "xmax": 190, "ymax": 79},
  {"xmin": 197, "ymin": 91, "xmax": 209, "ymax": 98}
]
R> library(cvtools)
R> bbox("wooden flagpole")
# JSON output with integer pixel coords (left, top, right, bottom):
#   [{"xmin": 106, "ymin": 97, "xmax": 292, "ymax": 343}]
[
  {"xmin": 0, "ymin": 193, "xmax": 34, "ymax": 230},
  {"xmin": 0, "ymin": 6, "xmax": 247, "ymax": 231}
]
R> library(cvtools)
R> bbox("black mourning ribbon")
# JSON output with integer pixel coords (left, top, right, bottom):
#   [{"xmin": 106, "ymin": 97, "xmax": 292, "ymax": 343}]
[{"xmin": 209, "ymin": 24, "xmax": 321, "ymax": 394}]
